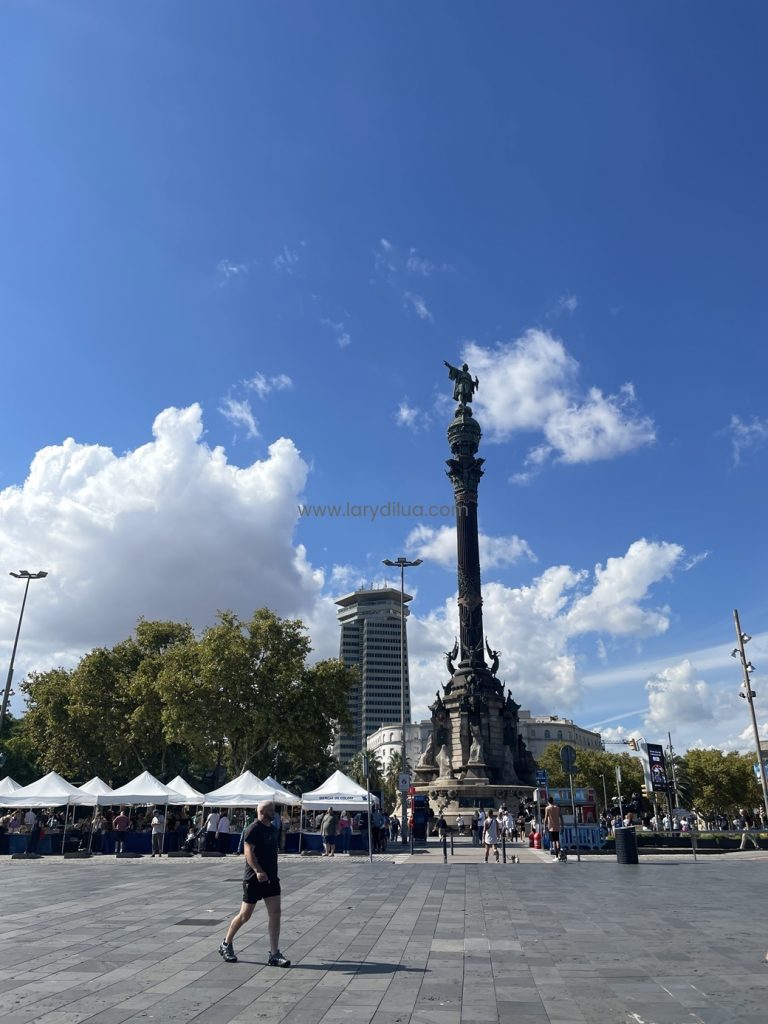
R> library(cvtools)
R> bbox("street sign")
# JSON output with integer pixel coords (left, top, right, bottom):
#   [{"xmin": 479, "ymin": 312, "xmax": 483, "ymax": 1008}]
[
  {"xmin": 560, "ymin": 745, "xmax": 577, "ymax": 774},
  {"xmin": 535, "ymin": 769, "xmax": 548, "ymax": 785},
  {"xmin": 398, "ymin": 772, "xmax": 412, "ymax": 791}
]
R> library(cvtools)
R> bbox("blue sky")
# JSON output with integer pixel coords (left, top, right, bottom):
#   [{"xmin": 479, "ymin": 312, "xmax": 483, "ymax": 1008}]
[{"xmin": 1, "ymin": 1, "xmax": 767, "ymax": 754}]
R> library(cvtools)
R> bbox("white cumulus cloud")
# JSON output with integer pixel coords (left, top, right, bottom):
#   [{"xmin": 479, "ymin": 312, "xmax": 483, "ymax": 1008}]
[
  {"xmin": 406, "ymin": 538, "xmax": 686, "ymax": 719},
  {"xmin": 461, "ymin": 331, "xmax": 655, "ymax": 471},
  {"xmin": 644, "ymin": 659, "xmax": 714, "ymax": 731},
  {"xmin": 406, "ymin": 524, "xmax": 536, "ymax": 569},
  {"xmin": 0, "ymin": 405, "xmax": 323, "ymax": 697}
]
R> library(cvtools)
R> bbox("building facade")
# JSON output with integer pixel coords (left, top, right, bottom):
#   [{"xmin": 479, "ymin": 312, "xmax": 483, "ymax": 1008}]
[
  {"xmin": 366, "ymin": 721, "xmax": 432, "ymax": 772},
  {"xmin": 517, "ymin": 711, "xmax": 603, "ymax": 761},
  {"xmin": 334, "ymin": 586, "xmax": 411, "ymax": 765}
]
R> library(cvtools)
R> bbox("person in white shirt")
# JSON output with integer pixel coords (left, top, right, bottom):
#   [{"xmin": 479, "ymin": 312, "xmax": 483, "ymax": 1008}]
[
  {"xmin": 217, "ymin": 812, "xmax": 231, "ymax": 854},
  {"xmin": 151, "ymin": 809, "xmax": 165, "ymax": 857},
  {"xmin": 205, "ymin": 810, "xmax": 220, "ymax": 852},
  {"xmin": 455, "ymin": 815, "xmax": 465, "ymax": 835},
  {"xmin": 483, "ymin": 810, "xmax": 500, "ymax": 862},
  {"xmin": 24, "ymin": 809, "xmax": 37, "ymax": 828}
]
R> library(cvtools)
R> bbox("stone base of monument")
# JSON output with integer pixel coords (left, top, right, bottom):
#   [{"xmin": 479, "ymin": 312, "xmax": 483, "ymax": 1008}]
[{"xmin": 417, "ymin": 779, "xmax": 534, "ymax": 829}]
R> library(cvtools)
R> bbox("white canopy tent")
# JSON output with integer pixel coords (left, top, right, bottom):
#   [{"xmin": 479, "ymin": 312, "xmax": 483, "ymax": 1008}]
[
  {"xmin": 167, "ymin": 776, "xmax": 205, "ymax": 803},
  {"xmin": 0, "ymin": 777, "xmax": 22, "ymax": 796},
  {"xmin": 97, "ymin": 770, "xmax": 187, "ymax": 807},
  {"xmin": 0, "ymin": 771, "xmax": 95, "ymax": 808},
  {"xmin": 262, "ymin": 776, "xmax": 301, "ymax": 807},
  {"xmin": 203, "ymin": 770, "xmax": 276, "ymax": 807},
  {"xmin": 301, "ymin": 769, "xmax": 379, "ymax": 810},
  {"xmin": 77, "ymin": 777, "xmax": 115, "ymax": 800}
]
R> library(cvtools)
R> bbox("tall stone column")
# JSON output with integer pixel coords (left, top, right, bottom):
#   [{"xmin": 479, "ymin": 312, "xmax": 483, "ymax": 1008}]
[{"xmin": 447, "ymin": 404, "xmax": 486, "ymax": 667}]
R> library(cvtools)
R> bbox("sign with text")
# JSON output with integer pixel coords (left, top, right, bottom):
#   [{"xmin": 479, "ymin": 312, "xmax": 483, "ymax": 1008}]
[{"xmin": 646, "ymin": 743, "xmax": 669, "ymax": 792}]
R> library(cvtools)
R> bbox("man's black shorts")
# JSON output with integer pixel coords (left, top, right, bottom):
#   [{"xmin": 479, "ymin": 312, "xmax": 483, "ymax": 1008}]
[
  {"xmin": 549, "ymin": 830, "xmax": 560, "ymax": 843},
  {"xmin": 242, "ymin": 876, "xmax": 281, "ymax": 904}
]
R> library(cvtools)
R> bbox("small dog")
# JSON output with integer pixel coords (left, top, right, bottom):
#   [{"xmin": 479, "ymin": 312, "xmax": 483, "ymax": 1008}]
[{"xmin": 557, "ymin": 849, "xmax": 568, "ymax": 863}]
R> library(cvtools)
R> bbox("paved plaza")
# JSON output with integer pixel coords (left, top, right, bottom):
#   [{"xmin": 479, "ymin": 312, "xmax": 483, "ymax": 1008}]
[{"xmin": 1, "ymin": 841, "xmax": 767, "ymax": 1024}]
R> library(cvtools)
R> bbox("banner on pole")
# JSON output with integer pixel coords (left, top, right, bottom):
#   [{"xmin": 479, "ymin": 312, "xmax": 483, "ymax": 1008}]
[{"xmin": 646, "ymin": 743, "xmax": 669, "ymax": 792}]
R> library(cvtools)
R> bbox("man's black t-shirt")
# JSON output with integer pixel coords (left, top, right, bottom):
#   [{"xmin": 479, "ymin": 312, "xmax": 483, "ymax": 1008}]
[{"xmin": 242, "ymin": 821, "xmax": 278, "ymax": 882}]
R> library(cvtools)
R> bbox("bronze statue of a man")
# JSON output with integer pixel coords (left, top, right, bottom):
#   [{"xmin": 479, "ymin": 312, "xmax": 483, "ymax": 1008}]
[{"xmin": 444, "ymin": 360, "xmax": 479, "ymax": 405}]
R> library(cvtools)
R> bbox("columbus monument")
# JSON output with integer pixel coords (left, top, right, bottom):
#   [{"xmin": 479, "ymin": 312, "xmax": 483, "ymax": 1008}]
[{"xmin": 413, "ymin": 361, "xmax": 536, "ymax": 818}]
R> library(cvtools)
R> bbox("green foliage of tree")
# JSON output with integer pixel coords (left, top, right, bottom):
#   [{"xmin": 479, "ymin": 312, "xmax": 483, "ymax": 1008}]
[
  {"xmin": 681, "ymin": 748, "xmax": 761, "ymax": 817},
  {"xmin": 536, "ymin": 742, "xmax": 644, "ymax": 809},
  {"xmin": 346, "ymin": 748, "xmax": 384, "ymax": 793},
  {"xmin": 381, "ymin": 750, "xmax": 411, "ymax": 811},
  {"xmin": 0, "ymin": 713, "xmax": 41, "ymax": 784},
  {"xmin": 18, "ymin": 609, "xmax": 355, "ymax": 787}
]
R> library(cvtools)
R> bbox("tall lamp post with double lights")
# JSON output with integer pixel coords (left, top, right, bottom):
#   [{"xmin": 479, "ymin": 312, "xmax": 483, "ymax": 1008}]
[
  {"xmin": 732, "ymin": 609, "xmax": 768, "ymax": 827},
  {"xmin": 382, "ymin": 556, "xmax": 422, "ymax": 844},
  {"xmin": 1, "ymin": 570, "xmax": 49, "ymax": 738}
]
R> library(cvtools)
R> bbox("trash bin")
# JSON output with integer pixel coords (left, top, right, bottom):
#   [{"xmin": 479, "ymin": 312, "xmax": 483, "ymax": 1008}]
[{"xmin": 614, "ymin": 826, "xmax": 638, "ymax": 864}]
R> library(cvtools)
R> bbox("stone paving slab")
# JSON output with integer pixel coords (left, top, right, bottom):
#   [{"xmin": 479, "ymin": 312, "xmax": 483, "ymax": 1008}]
[{"xmin": 1, "ymin": 843, "xmax": 767, "ymax": 1023}]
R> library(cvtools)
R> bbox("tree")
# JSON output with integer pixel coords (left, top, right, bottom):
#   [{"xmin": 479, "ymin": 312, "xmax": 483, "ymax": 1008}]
[
  {"xmin": 681, "ymin": 749, "xmax": 761, "ymax": 818},
  {"xmin": 346, "ymin": 749, "xmax": 384, "ymax": 793},
  {"xmin": 536, "ymin": 742, "xmax": 644, "ymax": 810},
  {"xmin": 0, "ymin": 713, "xmax": 40, "ymax": 784},
  {"xmin": 382, "ymin": 750, "xmax": 410, "ymax": 811},
  {"xmin": 18, "ymin": 609, "xmax": 356, "ymax": 786}
]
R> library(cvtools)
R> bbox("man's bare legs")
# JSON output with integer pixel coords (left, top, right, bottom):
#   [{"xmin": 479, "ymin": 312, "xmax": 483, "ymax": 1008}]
[
  {"xmin": 224, "ymin": 901, "xmax": 255, "ymax": 945},
  {"xmin": 223, "ymin": 897, "xmax": 281, "ymax": 955},
  {"xmin": 264, "ymin": 895, "xmax": 281, "ymax": 955}
]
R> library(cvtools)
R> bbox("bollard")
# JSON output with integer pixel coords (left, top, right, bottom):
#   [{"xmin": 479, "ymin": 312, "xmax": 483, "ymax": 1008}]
[
  {"xmin": 502, "ymin": 833, "xmax": 507, "ymax": 863},
  {"xmin": 691, "ymin": 831, "xmax": 697, "ymax": 862},
  {"xmin": 410, "ymin": 829, "xmax": 415, "ymax": 856},
  {"xmin": 450, "ymin": 832, "xmax": 454, "ymax": 856},
  {"xmin": 442, "ymin": 833, "xmax": 447, "ymax": 863}
]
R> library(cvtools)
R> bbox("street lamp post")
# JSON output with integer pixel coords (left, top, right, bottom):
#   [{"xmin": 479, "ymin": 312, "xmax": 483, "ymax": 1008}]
[
  {"xmin": 599, "ymin": 774, "xmax": 608, "ymax": 816},
  {"xmin": 732, "ymin": 609, "xmax": 768, "ymax": 827},
  {"xmin": 383, "ymin": 556, "xmax": 422, "ymax": 844},
  {"xmin": 1, "ymin": 570, "xmax": 49, "ymax": 737}
]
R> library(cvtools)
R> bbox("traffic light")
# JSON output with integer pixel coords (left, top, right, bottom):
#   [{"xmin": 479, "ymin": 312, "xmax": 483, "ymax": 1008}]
[
  {"xmin": 628, "ymin": 738, "xmax": 639, "ymax": 751},
  {"xmin": 640, "ymin": 784, "xmax": 648, "ymax": 799}
]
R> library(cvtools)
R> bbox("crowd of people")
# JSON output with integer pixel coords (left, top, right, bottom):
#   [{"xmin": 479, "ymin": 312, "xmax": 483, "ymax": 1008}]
[
  {"xmin": 0, "ymin": 804, "xmax": 296, "ymax": 855},
  {"xmin": 305, "ymin": 807, "xmax": 399, "ymax": 854}
]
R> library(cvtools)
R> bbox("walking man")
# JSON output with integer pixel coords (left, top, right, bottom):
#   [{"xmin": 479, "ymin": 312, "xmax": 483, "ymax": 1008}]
[
  {"xmin": 544, "ymin": 796, "xmax": 561, "ymax": 858},
  {"xmin": 150, "ymin": 807, "xmax": 165, "ymax": 857},
  {"xmin": 738, "ymin": 808, "xmax": 759, "ymax": 850},
  {"xmin": 219, "ymin": 800, "xmax": 290, "ymax": 967},
  {"xmin": 483, "ymin": 809, "xmax": 500, "ymax": 863}
]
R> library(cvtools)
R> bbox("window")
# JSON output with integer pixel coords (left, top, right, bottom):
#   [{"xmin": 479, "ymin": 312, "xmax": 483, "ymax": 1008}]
[
  {"xmin": 544, "ymin": 729, "xmax": 550, "ymax": 740},
  {"xmin": 557, "ymin": 730, "xmax": 562, "ymax": 739}
]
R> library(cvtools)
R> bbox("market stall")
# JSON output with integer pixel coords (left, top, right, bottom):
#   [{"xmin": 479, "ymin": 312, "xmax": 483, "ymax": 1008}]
[
  {"xmin": 297, "ymin": 770, "xmax": 378, "ymax": 854},
  {"xmin": 0, "ymin": 771, "xmax": 95, "ymax": 855}
]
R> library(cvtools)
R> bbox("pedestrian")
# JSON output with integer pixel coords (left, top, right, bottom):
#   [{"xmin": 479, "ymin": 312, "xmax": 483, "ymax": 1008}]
[
  {"xmin": 738, "ymin": 808, "xmax": 759, "ymax": 850},
  {"xmin": 113, "ymin": 807, "xmax": 130, "ymax": 854},
  {"xmin": 471, "ymin": 811, "xmax": 480, "ymax": 846},
  {"xmin": 455, "ymin": 814, "xmax": 465, "ymax": 836},
  {"xmin": 217, "ymin": 811, "xmax": 231, "ymax": 854},
  {"xmin": 371, "ymin": 807, "xmax": 385, "ymax": 853},
  {"xmin": 205, "ymin": 808, "xmax": 220, "ymax": 852},
  {"xmin": 150, "ymin": 807, "xmax": 165, "ymax": 857},
  {"xmin": 237, "ymin": 810, "xmax": 255, "ymax": 855},
  {"xmin": 390, "ymin": 814, "xmax": 400, "ymax": 842},
  {"xmin": 320, "ymin": 807, "xmax": 338, "ymax": 857},
  {"xmin": 482, "ymin": 809, "xmax": 500, "ymax": 862},
  {"xmin": 544, "ymin": 797, "xmax": 561, "ymax": 858},
  {"xmin": 218, "ymin": 800, "xmax": 290, "ymax": 967},
  {"xmin": 25, "ymin": 810, "xmax": 42, "ymax": 855}
]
